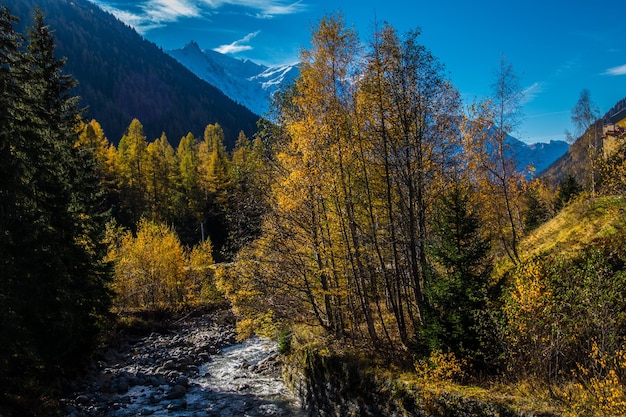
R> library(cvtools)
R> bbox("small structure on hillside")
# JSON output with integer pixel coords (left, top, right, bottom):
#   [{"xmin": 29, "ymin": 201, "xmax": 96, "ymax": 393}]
[{"xmin": 603, "ymin": 108, "xmax": 626, "ymax": 157}]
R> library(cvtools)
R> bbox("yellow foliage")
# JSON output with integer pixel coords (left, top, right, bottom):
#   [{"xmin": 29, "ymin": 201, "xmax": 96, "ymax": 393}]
[
  {"xmin": 107, "ymin": 219, "xmax": 217, "ymax": 311},
  {"xmin": 561, "ymin": 341, "xmax": 626, "ymax": 416},
  {"xmin": 414, "ymin": 350, "xmax": 467, "ymax": 383}
]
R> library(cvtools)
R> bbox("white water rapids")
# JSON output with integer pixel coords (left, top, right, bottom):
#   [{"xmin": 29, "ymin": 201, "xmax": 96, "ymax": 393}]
[
  {"xmin": 62, "ymin": 313, "xmax": 304, "ymax": 417},
  {"xmin": 112, "ymin": 338, "xmax": 303, "ymax": 417}
]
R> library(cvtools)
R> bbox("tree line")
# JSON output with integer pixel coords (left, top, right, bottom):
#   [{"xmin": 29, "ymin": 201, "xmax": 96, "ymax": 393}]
[
  {"xmin": 219, "ymin": 14, "xmax": 626, "ymax": 399},
  {"xmin": 3, "ymin": 5, "xmax": 626, "ymax": 414},
  {"xmin": 0, "ymin": 6, "xmax": 111, "ymax": 412},
  {"xmin": 81, "ymin": 117, "xmax": 269, "ymax": 258}
]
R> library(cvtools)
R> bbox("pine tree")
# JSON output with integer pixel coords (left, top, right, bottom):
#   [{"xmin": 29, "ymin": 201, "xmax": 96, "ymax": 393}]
[
  {"xmin": 1, "ymin": 8, "xmax": 111, "ymax": 402},
  {"xmin": 0, "ymin": 5, "xmax": 29, "ymax": 398},
  {"xmin": 425, "ymin": 185, "xmax": 492, "ymax": 365},
  {"xmin": 555, "ymin": 173, "xmax": 583, "ymax": 210}
]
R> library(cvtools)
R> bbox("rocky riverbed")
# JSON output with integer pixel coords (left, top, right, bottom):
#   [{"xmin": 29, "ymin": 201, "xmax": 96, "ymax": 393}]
[{"xmin": 60, "ymin": 310, "xmax": 303, "ymax": 417}]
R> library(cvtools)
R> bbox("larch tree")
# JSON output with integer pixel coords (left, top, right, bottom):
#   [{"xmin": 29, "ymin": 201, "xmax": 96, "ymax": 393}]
[
  {"xmin": 571, "ymin": 89, "xmax": 601, "ymax": 195},
  {"xmin": 145, "ymin": 132, "xmax": 177, "ymax": 221},
  {"xmin": 199, "ymin": 123, "xmax": 230, "ymax": 203},
  {"xmin": 117, "ymin": 118, "xmax": 149, "ymax": 225},
  {"xmin": 224, "ymin": 131, "xmax": 269, "ymax": 257},
  {"xmin": 196, "ymin": 123, "xmax": 231, "ymax": 256},
  {"xmin": 176, "ymin": 132, "xmax": 201, "ymax": 212},
  {"xmin": 111, "ymin": 219, "xmax": 186, "ymax": 310},
  {"xmin": 463, "ymin": 55, "xmax": 526, "ymax": 263}
]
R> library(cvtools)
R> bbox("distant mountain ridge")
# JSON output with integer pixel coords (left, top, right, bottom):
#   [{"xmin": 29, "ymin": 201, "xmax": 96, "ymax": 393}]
[
  {"xmin": 167, "ymin": 42, "xmax": 299, "ymax": 116},
  {"xmin": 507, "ymin": 136, "xmax": 570, "ymax": 176},
  {"xmin": 4, "ymin": 0, "xmax": 260, "ymax": 147},
  {"xmin": 169, "ymin": 44, "xmax": 568, "ymax": 171}
]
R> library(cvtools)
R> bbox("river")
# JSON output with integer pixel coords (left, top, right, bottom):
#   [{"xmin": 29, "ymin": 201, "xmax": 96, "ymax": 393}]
[{"xmin": 61, "ymin": 311, "xmax": 304, "ymax": 417}]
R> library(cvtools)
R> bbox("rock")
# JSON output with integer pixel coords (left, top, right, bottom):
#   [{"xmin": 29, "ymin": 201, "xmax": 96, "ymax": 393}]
[
  {"xmin": 166, "ymin": 384, "xmax": 187, "ymax": 400},
  {"xmin": 175, "ymin": 375, "xmax": 189, "ymax": 387},
  {"xmin": 76, "ymin": 394, "xmax": 91, "ymax": 405},
  {"xmin": 149, "ymin": 376, "xmax": 161, "ymax": 387},
  {"xmin": 116, "ymin": 377, "xmax": 129, "ymax": 393},
  {"xmin": 128, "ymin": 374, "xmax": 140, "ymax": 386},
  {"xmin": 166, "ymin": 399, "xmax": 187, "ymax": 411}
]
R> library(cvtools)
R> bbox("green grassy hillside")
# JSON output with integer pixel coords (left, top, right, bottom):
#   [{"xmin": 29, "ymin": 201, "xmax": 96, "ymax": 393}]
[{"xmin": 521, "ymin": 195, "xmax": 626, "ymax": 258}]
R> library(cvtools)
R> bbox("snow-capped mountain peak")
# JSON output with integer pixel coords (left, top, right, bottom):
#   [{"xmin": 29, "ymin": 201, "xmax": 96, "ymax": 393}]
[{"xmin": 168, "ymin": 42, "xmax": 299, "ymax": 116}]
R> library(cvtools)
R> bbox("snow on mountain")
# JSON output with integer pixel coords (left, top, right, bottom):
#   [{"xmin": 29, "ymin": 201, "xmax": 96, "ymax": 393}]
[
  {"xmin": 168, "ymin": 42, "xmax": 567, "ymax": 172},
  {"xmin": 506, "ymin": 135, "xmax": 570, "ymax": 176},
  {"xmin": 167, "ymin": 41, "xmax": 299, "ymax": 117}
]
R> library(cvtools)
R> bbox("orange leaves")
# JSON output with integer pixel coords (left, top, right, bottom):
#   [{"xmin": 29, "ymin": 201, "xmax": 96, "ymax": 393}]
[{"xmin": 108, "ymin": 219, "xmax": 215, "ymax": 311}]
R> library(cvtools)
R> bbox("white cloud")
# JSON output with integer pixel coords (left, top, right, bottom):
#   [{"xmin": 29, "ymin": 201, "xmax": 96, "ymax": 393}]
[
  {"xmin": 89, "ymin": 0, "xmax": 306, "ymax": 35},
  {"xmin": 521, "ymin": 81, "xmax": 545, "ymax": 104},
  {"xmin": 603, "ymin": 64, "xmax": 626, "ymax": 76},
  {"xmin": 89, "ymin": 0, "xmax": 200, "ymax": 34},
  {"xmin": 199, "ymin": 0, "xmax": 307, "ymax": 17},
  {"xmin": 142, "ymin": 0, "xmax": 199, "ymax": 23},
  {"xmin": 214, "ymin": 31, "xmax": 261, "ymax": 54}
]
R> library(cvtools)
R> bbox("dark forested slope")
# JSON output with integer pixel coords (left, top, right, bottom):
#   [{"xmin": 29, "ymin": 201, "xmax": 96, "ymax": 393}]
[{"xmin": 3, "ymin": 0, "xmax": 260, "ymax": 147}]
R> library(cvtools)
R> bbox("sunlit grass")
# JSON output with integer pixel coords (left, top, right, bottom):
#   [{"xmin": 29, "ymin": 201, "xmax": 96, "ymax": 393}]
[{"xmin": 521, "ymin": 194, "xmax": 626, "ymax": 258}]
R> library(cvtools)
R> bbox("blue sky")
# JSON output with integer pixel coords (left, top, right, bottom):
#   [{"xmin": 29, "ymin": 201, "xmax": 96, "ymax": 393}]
[{"xmin": 88, "ymin": 0, "xmax": 626, "ymax": 144}]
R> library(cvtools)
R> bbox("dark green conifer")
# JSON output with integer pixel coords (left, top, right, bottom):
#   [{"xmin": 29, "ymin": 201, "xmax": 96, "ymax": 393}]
[
  {"xmin": 423, "ymin": 185, "xmax": 493, "ymax": 366},
  {"xmin": 0, "ymin": 9, "xmax": 112, "ymax": 407}
]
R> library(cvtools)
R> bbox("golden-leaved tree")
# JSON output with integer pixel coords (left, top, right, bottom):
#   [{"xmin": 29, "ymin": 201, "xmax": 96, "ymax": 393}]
[
  {"xmin": 222, "ymin": 14, "xmax": 463, "ymax": 348},
  {"xmin": 145, "ymin": 132, "xmax": 178, "ymax": 221},
  {"xmin": 462, "ymin": 56, "xmax": 527, "ymax": 263},
  {"xmin": 108, "ymin": 219, "xmax": 215, "ymax": 310},
  {"xmin": 116, "ymin": 118, "xmax": 149, "ymax": 224}
]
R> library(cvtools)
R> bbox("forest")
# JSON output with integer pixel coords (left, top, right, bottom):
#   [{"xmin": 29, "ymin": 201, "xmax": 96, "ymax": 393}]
[{"xmin": 2, "ymin": 6, "xmax": 626, "ymax": 416}]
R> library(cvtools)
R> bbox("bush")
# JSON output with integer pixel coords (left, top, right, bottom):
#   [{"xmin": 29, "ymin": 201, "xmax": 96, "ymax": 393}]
[{"xmin": 503, "ymin": 248, "xmax": 626, "ymax": 383}]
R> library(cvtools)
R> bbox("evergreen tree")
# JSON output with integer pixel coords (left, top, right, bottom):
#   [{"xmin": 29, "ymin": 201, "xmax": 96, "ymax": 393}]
[
  {"xmin": 0, "ymin": 8, "xmax": 111, "ymax": 406},
  {"xmin": 0, "ymin": 5, "xmax": 29, "ymax": 401},
  {"xmin": 555, "ymin": 173, "xmax": 583, "ymax": 210},
  {"xmin": 424, "ymin": 185, "xmax": 493, "ymax": 366},
  {"xmin": 523, "ymin": 186, "xmax": 551, "ymax": 231}
]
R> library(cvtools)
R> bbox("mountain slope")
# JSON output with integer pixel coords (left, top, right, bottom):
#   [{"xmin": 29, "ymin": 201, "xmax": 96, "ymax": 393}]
[
  {"xmin": 5, "ymin": 0, "xmax": 260, "ymax": 147},
  {"xmin": 168, "ymin": 42, "xmax": 299, "ymax": 116},
  {"xmin": 541, "ymin": 97, "xmax": 626, "ymax": 187},
  {"xmin": 506, "ymin": 135, "xmax": 569, "ymax": 175},
  {"xmin": 520, "ymin": 195, "xmax": 626, "ymax": 259}
]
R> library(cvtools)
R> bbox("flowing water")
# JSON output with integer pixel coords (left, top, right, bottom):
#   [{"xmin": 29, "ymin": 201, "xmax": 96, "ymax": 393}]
[
  {"xmin": 115, "ymin": 338, "xmax": 302, "ymax": 417},
  {"xmin": 62, "ymin": 313, "xmax": 304, "ymax": 417}
]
